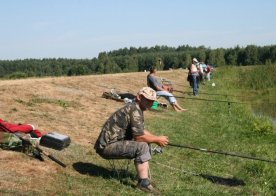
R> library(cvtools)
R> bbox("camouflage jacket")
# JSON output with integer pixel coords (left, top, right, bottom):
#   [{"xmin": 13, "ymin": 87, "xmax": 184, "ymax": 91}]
[{"xmin": 94, "ymin": 102, "xmax": 144, "ymax": 150}]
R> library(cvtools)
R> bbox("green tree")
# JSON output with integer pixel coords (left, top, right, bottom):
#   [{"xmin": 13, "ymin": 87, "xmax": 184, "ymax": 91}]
[
  {"xmin": 124, "ymin": 56, "xmax": 138, "ymax": 72},
  {"xmin": 244, "ymin": 45, "xmax": 259, "ymax": 65},
  {"xmin": 208, "ymin": 49, "xmax": 225, "ymax": 66},
  {"xmin": 225, "ymin": 48, "xmax": 238, "ymax": 65},
  {"xmin": 198, "ymin": 50, "xmax": 206, "ymax": 62},
  {"xmin": 184, "ymin": 53, "xmax": 191, "ymax": 68}
]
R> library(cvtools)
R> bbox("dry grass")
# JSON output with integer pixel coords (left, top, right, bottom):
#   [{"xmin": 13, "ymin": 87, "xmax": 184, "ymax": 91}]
[{"xmin": 0, "ymin": 69, "xmax": 188, "ymax": 193}]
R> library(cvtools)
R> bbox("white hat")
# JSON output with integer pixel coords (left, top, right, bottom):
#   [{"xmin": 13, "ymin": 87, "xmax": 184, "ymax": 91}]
[
  {"xmin": 192, "ymin": 58, "xmax": 198, "ymax": 63},
  {"xmin": 138, "ymin": 87, "xmax": 157, "ymax": 101}
]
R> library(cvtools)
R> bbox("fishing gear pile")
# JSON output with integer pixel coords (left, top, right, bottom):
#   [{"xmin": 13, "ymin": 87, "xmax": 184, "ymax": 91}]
[{"xmin": 0, "ymin": 118, "xmax": 70, "ymax": 167}]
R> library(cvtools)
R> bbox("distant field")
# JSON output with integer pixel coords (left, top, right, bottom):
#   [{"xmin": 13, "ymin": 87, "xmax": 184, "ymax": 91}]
[{"xmin": 1, "ymin": 67, "xmax": 275, "ymax": 195}]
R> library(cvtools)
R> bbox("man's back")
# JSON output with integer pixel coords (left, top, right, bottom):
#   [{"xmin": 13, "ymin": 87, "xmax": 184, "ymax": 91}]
[
  {"xmin": 147, "ymin": 74, "xmax": 160, "ymax": 91},
  {"xmin": 94, "ymin": 102, "xmax": 144, "ymax": 151}
]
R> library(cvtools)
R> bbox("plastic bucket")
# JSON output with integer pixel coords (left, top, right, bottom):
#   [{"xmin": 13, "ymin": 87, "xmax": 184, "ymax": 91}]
[{"xmin": 151, "ymin": 101, "xmax": 158, "ymax": 109}]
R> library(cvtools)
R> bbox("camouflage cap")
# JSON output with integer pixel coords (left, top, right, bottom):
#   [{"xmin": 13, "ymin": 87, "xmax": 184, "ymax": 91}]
[{"xmin": 138, "ymin": 87, "xmax": 157, "ymax": 101}]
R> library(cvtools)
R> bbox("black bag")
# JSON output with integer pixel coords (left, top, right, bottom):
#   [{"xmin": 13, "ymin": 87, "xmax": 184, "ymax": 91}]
[{"xmin": 40, "ymin": 132, "xmax": 71, "ymax": 150}]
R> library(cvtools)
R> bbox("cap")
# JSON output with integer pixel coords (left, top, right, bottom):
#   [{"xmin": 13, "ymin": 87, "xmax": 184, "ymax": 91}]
[
  {"xmin": 192, "ymin": 58, "xmax": 198, "ymax": 63},
  {"xmin": 138, "ymin": 87, "xmax": 157, "ymax": 101}
]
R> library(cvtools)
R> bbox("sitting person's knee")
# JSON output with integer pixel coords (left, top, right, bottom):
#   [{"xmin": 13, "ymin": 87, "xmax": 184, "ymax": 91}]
[{"xmin": 134, "ymin": 142, "xmax": 151, "ymax": 164}]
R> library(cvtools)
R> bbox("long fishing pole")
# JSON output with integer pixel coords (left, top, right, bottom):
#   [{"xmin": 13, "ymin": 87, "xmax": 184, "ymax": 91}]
[
  {"xmin": 161, "ymin": 77, "xmax": 248, "ymax": 104},
  {"xmin": 173, "ymin": 89, "xmax": 251, "ymax": 98},
  {"xmin": 168, "ymin": 143, "xmax": 276, "ymax": 164},
  {"xmin": 162, "ymin": 95, "xmax": 248, "ymax": 104}
]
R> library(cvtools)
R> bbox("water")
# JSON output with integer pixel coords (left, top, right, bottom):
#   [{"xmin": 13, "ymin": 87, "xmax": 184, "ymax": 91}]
[
  {"xmin": 239, "ymin": 89, "xmax": 276, "ymax": 127},
  {"xmin": 251, "ymin": 101, "xmax": 276, "ymax": 126}
]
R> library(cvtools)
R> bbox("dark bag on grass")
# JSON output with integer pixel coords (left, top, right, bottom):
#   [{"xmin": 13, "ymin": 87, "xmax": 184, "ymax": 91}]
[{"xmin": 40, "ymin": 132, "xmax": 71, "ymax": 150}]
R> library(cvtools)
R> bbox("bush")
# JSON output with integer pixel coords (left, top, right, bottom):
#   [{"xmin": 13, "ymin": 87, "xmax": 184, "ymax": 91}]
[
  {"xmin": 252, "ymin": 115, "xmax": 273, "ymax": 134},
  {"xmin": 238, "ymin": 64, "xmax": 276, "ymax": 90},
  {"xmin": 8, "ymin": 72, "xmax": 28, "ymax": 79}
]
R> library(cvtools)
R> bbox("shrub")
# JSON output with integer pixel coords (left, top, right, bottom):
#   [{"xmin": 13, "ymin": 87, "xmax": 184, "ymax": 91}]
[
  {"xmin": 252, "ymin": 115, "xmax": 273, "ymax": 134},
  {"xmin": 238, "ymin": 64, "xmax": 276, "ymax": 90},
  {"xmin": 8, "ymin": 72, "xmax": 28, "ymax": 79}
]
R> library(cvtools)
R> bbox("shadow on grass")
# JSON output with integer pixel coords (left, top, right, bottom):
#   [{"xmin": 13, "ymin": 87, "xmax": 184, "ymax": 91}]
[
  {"xmin": 151, "ymin": 160, "xmax": 245, "ymax": 187},
  {"xmin": 72, "ymin": 162, "xmax": 136, "ymax": 188},
  {"xmin": 199, "ymin": 174, "xmax": 246, "ymax": 186}
]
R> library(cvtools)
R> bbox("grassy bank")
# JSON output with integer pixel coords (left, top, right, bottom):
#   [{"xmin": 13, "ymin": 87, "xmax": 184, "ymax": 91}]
[
  {"xmin": 141, "ymin": 66, "xmax": 276, "ymax": 195},
  {"xmin": 1, "ymin": 67, "xmax": 276, "ymax": 195},
  {"xmin": 60, "ymin": 67, "xmax": 275, "ymax": 195}
]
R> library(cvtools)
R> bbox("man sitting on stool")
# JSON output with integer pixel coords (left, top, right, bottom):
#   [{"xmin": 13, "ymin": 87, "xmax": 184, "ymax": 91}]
[{"xmin": 94, "ymin": 87, "xmax": 168, "ymax": 194}]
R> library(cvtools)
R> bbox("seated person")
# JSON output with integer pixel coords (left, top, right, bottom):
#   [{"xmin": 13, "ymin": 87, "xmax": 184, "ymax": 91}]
[
  {"xmin": 147, "ymin": 66, "xmax": 187, "ymax": 112},
  {"xmin": 94, "ymin": 87, "xmax": 168, "ymax": 194}
]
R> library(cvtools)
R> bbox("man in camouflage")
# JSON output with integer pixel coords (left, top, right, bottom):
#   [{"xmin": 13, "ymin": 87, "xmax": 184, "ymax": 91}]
[{"xmin": 94, "ymin": 87, "xmax": 168, "ymax": 193}]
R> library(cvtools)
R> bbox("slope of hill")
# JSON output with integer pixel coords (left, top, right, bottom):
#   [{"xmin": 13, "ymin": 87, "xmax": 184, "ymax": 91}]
[{"xmin": 0, "ymin": 69, "xmax": 188, "ymax": 194}]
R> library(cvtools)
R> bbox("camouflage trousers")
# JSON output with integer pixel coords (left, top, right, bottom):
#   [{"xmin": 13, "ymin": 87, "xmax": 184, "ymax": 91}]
[
  {"xmin": 96, "ymin": 140, "xmax": 151, "ymax": 164},
  {"xmin": 0, "ymin": 132, "xmax": 22, "ymax": 149}
]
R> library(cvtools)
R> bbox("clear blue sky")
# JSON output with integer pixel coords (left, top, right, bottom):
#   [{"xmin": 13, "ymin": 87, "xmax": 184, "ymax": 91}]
[{"xmin": 0, "ymin": 0, "xmax": 275, "ymax": 60}]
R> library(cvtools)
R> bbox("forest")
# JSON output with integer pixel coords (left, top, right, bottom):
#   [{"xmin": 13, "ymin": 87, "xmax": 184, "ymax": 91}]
[{"xmin": 0, "ymin": 44, "xmax": 275, "ymax": 79}]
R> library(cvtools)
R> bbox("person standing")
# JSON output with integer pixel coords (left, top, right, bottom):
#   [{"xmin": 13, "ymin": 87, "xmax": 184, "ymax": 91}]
[
  {"xmin": 94, "ymin": 87, "xmax": 168, "ymax": 194},
  {"xmin": 205, "ymin": 64, "xmax": 212, "ymax": 81},
  {"xmin": 190, "ymin": 58, "xmax": 199, "ymax": 96}
]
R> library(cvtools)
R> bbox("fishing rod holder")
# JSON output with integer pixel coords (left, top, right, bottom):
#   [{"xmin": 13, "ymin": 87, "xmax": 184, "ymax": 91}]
[{"xmin": 151, "ymin": 145, "xmax": 163, "ymax": 154}]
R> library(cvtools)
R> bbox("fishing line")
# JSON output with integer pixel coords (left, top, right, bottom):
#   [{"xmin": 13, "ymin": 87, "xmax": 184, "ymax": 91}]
[
  {"xmin": 161, "ymin": 95, "xmax": 248, "ymax": 104},
  {"xmin": 151, "ymin": 158, "xmax": 246, "ymax": 186},
  {"xmin": 168, "ymin": 143, "xmax": 276, "ymax": 164},
  {"xmin": 173, "ymin": 89, "xmax": 254, "ymax": 98},
  {"xmin": 151, "ymin": 160, "xmax": 200, "ymax": 176}
]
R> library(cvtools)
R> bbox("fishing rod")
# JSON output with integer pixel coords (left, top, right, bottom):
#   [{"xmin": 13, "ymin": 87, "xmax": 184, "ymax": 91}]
[
  {"xmin": 173, "ymin": 89, "xmax": 250, "ymax": 98},
  {"xmin": 162, "ymin": 95, "xmax": 248, "ymax": 104},
  {"xmin": 181, "ymin": 96, "xmax": 246, "ymax": 104},
  {"xmin": 160, "ymin": 76, "xmax": 260, "ymax": 99},
  {"xmin": 168, "ymin": 143, "xmax": 276, "ymax": 164}
]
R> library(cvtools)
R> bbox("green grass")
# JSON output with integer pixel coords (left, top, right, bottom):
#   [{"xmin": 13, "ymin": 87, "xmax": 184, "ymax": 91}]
[
  {"xmin": 5, "ymin": 66, "xmax": 275, "ymax": 195},
  {"xmin": 53, "ymin": 66, "xmax": 275, "ymax": 195},
  {"xmin": 140, "ymin": 67, "xmax": 275, "ymax": 195},
  {"xmin": 238, "ymin": 65, "xmax": 276, "ymax": 90},
  {"xmin": 15, "ymin": 97, "xmax": 77, "ymax": 109}
]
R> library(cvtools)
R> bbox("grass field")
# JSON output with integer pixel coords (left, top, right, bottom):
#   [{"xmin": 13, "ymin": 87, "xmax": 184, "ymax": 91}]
[{"xmin": 0, "ymin": 66, "xmax": 276, "ymax": 195}]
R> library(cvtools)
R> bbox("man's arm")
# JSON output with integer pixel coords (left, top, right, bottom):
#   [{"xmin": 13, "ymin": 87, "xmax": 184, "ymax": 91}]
[
  {"xmin": 147, "ymin": 75, "xmax": 165, "ymax": 91},
  {"xmin": 134, "ymin": 130, "xmax": 168, "ymax": 147}
]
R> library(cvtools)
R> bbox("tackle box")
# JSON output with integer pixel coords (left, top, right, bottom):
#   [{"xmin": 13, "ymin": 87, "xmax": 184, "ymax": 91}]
[{"xmin": 39, "ymin": 132, "xmax": 71, "ymax": 150}]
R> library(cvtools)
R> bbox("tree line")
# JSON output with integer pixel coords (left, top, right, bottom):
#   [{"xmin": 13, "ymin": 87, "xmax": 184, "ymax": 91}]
[{"xmin": 0, "ymin": 44, "xmax": 275, "ymax": 79}]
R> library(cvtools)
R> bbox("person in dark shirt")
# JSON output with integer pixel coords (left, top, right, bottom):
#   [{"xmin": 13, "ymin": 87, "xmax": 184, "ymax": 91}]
[{"xmin": 147, "ymin": 66, "xmax": 187, "ymax": 112}]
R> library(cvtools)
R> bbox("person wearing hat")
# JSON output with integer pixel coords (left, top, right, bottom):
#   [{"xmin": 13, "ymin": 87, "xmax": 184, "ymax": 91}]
[
  {"xmin": 189, "ymin": 58, "xmax": 199, "ymax": 96},
  {"xmin": 147, "ymin": 66, "xmax": 187, "ymax": 112},
  {"xmin": 94, "ymin": 87, "xmax": 168, "ymax": 193}
]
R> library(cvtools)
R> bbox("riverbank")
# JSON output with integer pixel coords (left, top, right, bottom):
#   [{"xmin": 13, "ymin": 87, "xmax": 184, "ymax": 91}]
[{"xmin": 1, "ymin": 67, "xmax": 275, "ymax": 195}]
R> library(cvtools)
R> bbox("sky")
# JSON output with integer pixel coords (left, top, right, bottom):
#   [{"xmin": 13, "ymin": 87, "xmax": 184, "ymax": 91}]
[{"xmin": 0, "ymin": 0, "xmax": 275, "ymax": 60}]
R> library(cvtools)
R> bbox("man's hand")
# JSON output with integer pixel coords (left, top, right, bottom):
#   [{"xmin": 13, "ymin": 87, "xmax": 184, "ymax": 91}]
[
  {"xmin": 157, "ymin": 136, "xmax": 168, "ymax": 147},
  {"xmin": 135, "ymin": 131, "xmax": 169, "ymax": 147}
]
